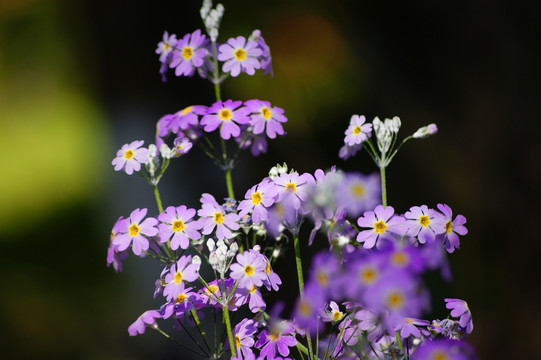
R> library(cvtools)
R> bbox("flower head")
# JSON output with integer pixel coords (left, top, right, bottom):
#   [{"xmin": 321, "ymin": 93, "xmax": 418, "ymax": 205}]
[
  {"xmin": 444, "ymin": 298, "xmax": 473, "ymax": 334},
  {"xmin": 113, "ymin": 208, "xmax": 158, "ymax": 256},
  {"xmin": 405, "ymin": 205, "xmax": 445, "ymax": 244},
  {"xmin": 112, "ymin": 140, "xmax": 149, "ymax": 175},
  {"xmin": 200, "ymin": 100, "xmax": 250, "ymax": 140},
  {"xmin": 169, "ymin": 29, "xmax": 208, "ymax": 77},
  {"xmin": 245, "ymin": 99, "xmax": 287, "ymax": 139},
  {"xmin": 436, "ymin": 203, "xmax": 468, "ymax": 253},
  {"xmin": 218, "ymin": 36, "xmax": 262, "ymax": 77},
  {"xmin": 158, "ymin": 205, "xmax": 201, "ymax": 250},
  {"xmin": 356, "ymin": 205, "xmax": 406, "ymax": 249},
  {"xmin": 344, "ymin": 115, "xmax": 372, "ymax": 146},
  {"xmin": 128, "ymin": 310, "xmax": 161, "ymax": 336}
]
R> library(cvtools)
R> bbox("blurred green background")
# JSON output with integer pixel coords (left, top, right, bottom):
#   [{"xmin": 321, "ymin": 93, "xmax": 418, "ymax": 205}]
[{"xmin": 1, "ymin": 0, "xmax": 540, "ymax": 358}]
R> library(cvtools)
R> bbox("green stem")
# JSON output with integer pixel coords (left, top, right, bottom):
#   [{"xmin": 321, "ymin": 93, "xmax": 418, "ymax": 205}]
[
  {"xmin": 211, "ymin": 41, "xmax": 221, "ymax": 102},
  {"xmin": 154, "ymin": 327, "xmax": 205, "ymax": 357},
  {"xmin": 225, "ymin": 168, "xmax": 235, "ymax": 200},
  {"xmin": 395, "ymin": 331, "xmax": 404, "ymax": 353},
  {"xmin": 380, "ymin": 165, "xmax": 387, "ymax": 207},
  {"xmin": 223, "ymin": 306, "xmax": 236, "ymax": 358},
  {"xmin": 293, "ymin": 236, "xmax": 305, "ymax": 296},
  {"xmin": 153, "ymin": 184, "xmax": 164, "ymax": 213},
  {"xmin": 191, "ymin": 309, "xmax": 212, "ymax": 352}
]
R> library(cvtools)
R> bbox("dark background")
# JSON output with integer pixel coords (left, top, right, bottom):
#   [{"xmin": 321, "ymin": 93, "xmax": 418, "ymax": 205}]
[{"xmin": 1, "ymin": 0, "xmax": 540, "ymax": 358}]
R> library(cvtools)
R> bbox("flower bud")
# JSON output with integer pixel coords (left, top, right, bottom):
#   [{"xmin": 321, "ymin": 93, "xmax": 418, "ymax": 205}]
[{"xmin": 413, "ymin": 123, "xmax": 438, "ymax": 139}]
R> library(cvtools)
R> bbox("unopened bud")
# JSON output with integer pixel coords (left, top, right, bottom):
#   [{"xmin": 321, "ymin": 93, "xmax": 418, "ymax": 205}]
[{"xmin": 413, "ymin": 123, "xmax": 438, "ymax": 139}]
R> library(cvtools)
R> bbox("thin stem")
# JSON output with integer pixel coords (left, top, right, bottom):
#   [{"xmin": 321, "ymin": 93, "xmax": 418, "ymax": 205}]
[
  {"xmin": 154, "ymin": 327, "xmax": 206, "ymax": 357},
  {"xmin": 191, "ymin": 309, "xmax": 212, "ymax": 352},
  {"xmin": 177, "ymin": 319, "xmax": 209, "ymax": 356},
  {"xmin": 153, "ymin": 184, "xmax": 164, "ymax": 213},
  {"xmin": 223, "ymin": 306, "xmax": 236, "ymax": 358},
  {"xmin": 211, "ymin": 41, "xmax": 221, "ymax": 101},
  {"xmin": 380, "ymin": 165, "xmax": 387, "ymax": 207},
  {"xmin": 293, "ymin": 236, "xmax": 305, "ymax": 296},
  {"xmin": 225, "ymin": 167, "xmax": 235, "ymax": 200},
  {"xmin": 395, "ymin": 331, "xmax": 404, "ymax": 354}
]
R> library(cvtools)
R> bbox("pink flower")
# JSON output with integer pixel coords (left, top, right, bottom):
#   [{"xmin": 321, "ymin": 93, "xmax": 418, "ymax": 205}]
[
  {"xmin": 113, "ymin": 208, "xmax": 158, "ymax": 256},
  {"xmin": 112, "ymin": 140, "xmax": 149, "ymax": 175}
]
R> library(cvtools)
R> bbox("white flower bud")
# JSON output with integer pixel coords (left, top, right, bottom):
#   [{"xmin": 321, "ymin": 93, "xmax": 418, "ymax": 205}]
[
  {"xmin": 413, "ymin": 123, "xmax": 438, "ymax": 139},
  {"xmin": 207, "ymin": 238, "xmax": 215, "ymax": 252},
  {"xmin": 192, "ymin": 255, "xmax": 201, "ymax": 265},
  {"xmin": 385, "ymin": 116, "xmax": 401, "ymax": 134},
  {"xmin": 200, "ymin": 0, "xmax": 212, "ymax": 19},
  {"xmin": 148, "ymin": 144, "xmax": 157, "ymax": 159},
  {"xmin": 159, "ymin": 143, "xmax": 173, "ymax": 159}
]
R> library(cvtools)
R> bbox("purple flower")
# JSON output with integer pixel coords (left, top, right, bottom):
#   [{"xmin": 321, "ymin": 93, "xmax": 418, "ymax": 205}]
[
  {"xmin": 250, "ymin": 29, "xmax": 273, "ymax": 76},
  {"xmin": 339, "ymin": 143, "xmax": 363, "ymax": 160},
  {"xmin": 197, "ymin": 195, "xmax": 240, "ymax": 240},
  {"xmin": 235, "ymin": 285, "xmax": 266, "ymax": 313},
  {"xmin": 255, "ymin": 320, "xmax": 297, "ymax": 360},
  {"xmin": 113, "ymin": 208, "xmax": 158, "ymax": 256},
  {"xmin": 405, "ymin": 205, "xmax": 445, "ymax": 244},
  {"xmin": 158, "ymin": 205, "xmax": 201, "ymax": 250},
  {"xmin": 112, "ymin": 140, "xmax": 149, "ymax": 175},
  {"xmin": 200, "ymin": 100, "xmax": 250, "ymax": 140},
  {"xmin": 231, "ymin": 318, "xmax": 258, "ymax": 360},
  {"xmin": 394, "ymin": 317, "xmax": 430, "ymax": 339},
  {"xmin": 336, "ymin": 172, "xmax": 380, "ymax": 217},
  {"xmin": 161, "ymin": 287, "xmax": 196, "ymax": 319},
  {"xmin": 293, "ymin": 284, "xmax": 325, "ymax": 333},
  {"xmin": 273, "ymin": 171, "xmax": 315, "ymax": 210},
  {"xmin": 218, "ymin": 36, "xmax": 262, "ymax": 77},
  {"xmin": 128, "ymin": 310, "xmax": 161, "ymax": 336},
  {"xmin": 107, "ymin": 216, "xmax": 129, "ymax": 273},
  {"xmin": 163, "ymin": 255, "xmax": 200, "ymax": 301},
  {"xmin": 436, "ymin": 203, "xmax": 468, "ymax": 253},
  {"xmin": 413, "ymin": 338, "xmax": 477, "ymax": 360},
  {"xmin": 230, "ymin": 251, "xmax": 267, "ymax": 290},
  {"xmin": 172, "ymin": 137, "xmax": 193, "ymax": 157},
  {"xmin": 356, "ymin": 205, "xmax": 406, "ymax": 249},
  {"xmin": 244, "ymin": 99, "xmax": 287, "ymax": 139},
  {"xmin": 170, "ymin": 105, "xmax": 207, "ymax": 134},
  {"xmin": 156, "ymin": 31, "xmax": 177, "ymax": 63},
  {"xmin": 444, "ymin": 298, "xmax": 473, "ymax": 334},
  {"xmin": 169, "ymin": 29, "xmax": 208, "ymax": 76},
  {"xmin": 321, "ymin": 301, "xmax": 344, "ymax": 323},
  {"xmin": 238, "ymin": 179, "xmax": 279, "ymax": 224},
  {"xmin": 344, "ymin": 115, "xmax": 372, "ymax": 146}
]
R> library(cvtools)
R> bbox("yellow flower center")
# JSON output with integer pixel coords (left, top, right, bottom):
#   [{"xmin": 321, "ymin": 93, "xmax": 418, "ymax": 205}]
[
  {"xmin": 249, "ymin": 285, "xmax": 257, "ymax": 294},
  {"xmin": 445, "ymin": 220, "xmax": 453, "ymax": 234},
  {"xmin": 332, "ymin": 310, "xmax": 343, "ymax": 321},
  {"xmin": 129, "ymin": 223, "xmax": 140, "ymax": 237},
  {"xmin": 181, "ymin": 106, "xmax": 193, "ymax": 116},
  {"xmin": 182, "ymin": 46, "xmax": 193, "ymax": 60},
  {"xmin": 360, "ymin": 267, "xmax": 378, "ymax": 284},
  {"xmin": 244, "ymin": 265, "xmax": 254, "ymax": 276},
  {"xmin": 214, "ymin": 212, "xmax": 224, "ymax": 224},
  {"xmin": 124, "ymin": 149, "xmax": 134, "ymax": 160},
  {"xmin": 285, "ymin": 183, "xmax": 297, "ymax": 193},
  {"xmin": 419, "ymin": 215, "xmax": 431, "ymax": 227},
  {"xmin": 252, "ymin": 191, "xmax": 263, "ymax": 205},
  {"xmin": 299, "ymin": 301, "xmax": 312, "ymax": 316},
  {"xmin": 175, "ymin": 293, "xmax": 187, "ymax": 304},
  {"xmin": 261, "ymin": 107, "xmax": 272, "ymax": 119},
  {"xmin": 219, "ymin": 109, "xmax": 232, "ymax": 121},
  {"xmin": 386, "ymin": 291, "xmax": 404, "ymax": 309},
  {"xmin": 269, "ymin": 329, "xmax": 281, "ymax": 342},
  {"xmin": 265, "ymin": 261, "xmax": 271, "ymax": 274},
  {"xmin": 431, "ymin": 351, "xmax": 449, "ymax": 360},
  {"xmin": 234, "ymin": 48, "xmax": 247, "ymax": 61},
  {"xmin": 235, "ymin": 335, "xmax": 241, "ymax": 349},
  {"xmin": 391, "ymin": 251, "xmax": 409, "ymax": 267},
  {"xmin": 172, "ymin": 220, "xmax": 185, "ymax": 232},
  {"xmin": 374, "ymin": 220, "xmax": 387, "ymax": 234},
  {"xmin": 174, "ymin": 271, "xmax": 183, "ymax": 284},
  {"xmin": 352, "ymin": 126, "xmax": 362, "ymax": 135},
  {"xmin": 205, "ymin": 284, "xmax": 219, "ymax": 295},
  {"xmin": 163, "ymin": 43, "xmax": 170, "ymax": 51},
  {"xmin": 352, "ymin": 184, "xmax": 365, "ymax": 198},
  {"xmin": 316, "ymin": 271, "xmax": 328, "ymax": 286}
]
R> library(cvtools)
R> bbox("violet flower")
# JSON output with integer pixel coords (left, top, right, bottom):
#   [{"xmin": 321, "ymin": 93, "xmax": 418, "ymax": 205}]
[{"xmin": 113, "ymin": 208, "xmax": 158, "ymax": 256}]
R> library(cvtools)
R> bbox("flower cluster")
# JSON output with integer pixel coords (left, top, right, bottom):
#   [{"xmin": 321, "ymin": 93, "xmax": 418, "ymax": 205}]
[{"xmin": 107, "ymin": 1, "xmax": 477, "ymax": 359}]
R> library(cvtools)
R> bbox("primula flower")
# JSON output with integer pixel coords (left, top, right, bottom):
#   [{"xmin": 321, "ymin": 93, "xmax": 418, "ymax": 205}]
[
  {"xmin": 172, "ymin": 137, "xmax": 193, "ymax": 157},
  {"xmin": 107, "ymin": 216, "xmax": 129, "ymax": 273},
  {"xmin": 356, "ymin": 205, "xmax": 406, "ymax": 249},
  {"xmin": 244, "ymin": 99, "xmax": 287, "ymax": 139},
  {"xmin": 218, "ymin": 36, "xmax": 262, "ymax": 77},
  {"xmin": 255, "ymin": 320, "xmax": 297, "ymax": 360},
  {"xmin": 405, "ymin": 205, "xmax": 445, "ymax": 244},
  {"xmin": 293, "ymin": 284, "xmax": 325, "ymax": 333},
  {"xmin": 344, "ymin": 115, "xmax": 372, "ymax": 146},
  {"xmin": 321, "ymin": 301, "xmax": 344, "ymax": 323},
  {"xmin": 444, "ymin": 298, "xmax": 473, "ymax": 334},
  {"xmin": 230, "ymin": 250, "xmax": 267, "ymax": 290},
  {"xmin": 197, "ymin": 195, "xmax": 240, "ymax": 240},
  {"xmin": 128, "ymin": 310, "xmax": 161, "ymax": 336},
  {"xmin": 200, "ymin": 100, "xmax": 250, "ymax": 140},
  {"xmin": 170, "ymin": 105, "xmax": 207, "ymax": 134},
  {"xmin": 412, "ymin": 338, "xmax": 477, "ymax": 360},
  {"xmin": 155, "ymin": 31, "xmax": 177, "ymax": 63},
  {"xmin": 169, "ymin": 29, "xmax": 208, "ymax": 76},
  {"xmin": 161, "ymin": 287, "xmax": 196, "ymax": 319},
  {"xmin": 158, "ymin": 205, "xmax": 201, "ymax": 250},
  {"xmin": 231, "ymin": 318, "xmax": 258, "ymax": 360},
  {"xmin": 163, "ymin": 255, "xmax": 200, "ymax": 301},
  {"xmin": 273, "ymin": 171, "xmax": 315, "ymax": 210},
  {"xmin": 436, "ymin": 203, "xmax": 468, "ymax": 253},
  {"xmin": 336, "ymin": 172, "xmax": 380, "ymax": 217},
  {"xmin": 249, "ymin": 29, "xmax": 273, "ymax": 76},
  {"xmin": 113, "ymin": 208, "xmax": 158, "ymax": 256},
  {"xmin": 238, "ymin": 178, "xmax": 279, "ymax": 224},
  {"xmin": 235, "ymin": 285, "xmax": 266, "ymax": 313},
  {"xmin": 112, "ymin": 140, "xmax": 149, "ymax": 175},
  {"xmin": 394, "ymin": 317, "xmax": 430, "ymax": 339}
]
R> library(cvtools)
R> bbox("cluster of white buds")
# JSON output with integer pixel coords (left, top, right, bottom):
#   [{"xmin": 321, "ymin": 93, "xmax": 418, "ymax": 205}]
[
  {"xmin": 146, "ymin": 144, "xmax": 159, "ymax": 177},
  {"xmin": 373, "ymin": 117, "xmax": 400, "ymax": 156},
  {"xmin": 412, "ymin": 123, "xmax": 438, "ymax": 139},
  {"xmin": 268, "ymin": 163, "xmax": 288, "ymax": 180},
  {"xmin": 207, "ymin": 238, "xmax": 238, "ymax": 276},
  {"xmin": 159, "ymin": 143, "xmax": 175, "ymax": 160},
  {"xmin": 200, "ymin": 0, "xmax": 224, "ymax": 43}
]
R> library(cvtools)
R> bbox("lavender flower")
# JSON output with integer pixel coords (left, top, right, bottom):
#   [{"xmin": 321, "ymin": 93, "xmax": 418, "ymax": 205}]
[
  {"xmin": 197, "ymin": 193, "xmax": 240, "ymax": 240},
  {"xmin": 436, "ymin": 203, "xmax": 468, "ymax": 253},
  {"xmin": 244, "ymin": 99, "xmax": 287, "ymax": 139},
  {"xmin": 112, "ymin": 140, "xmax": 149, "ymax": 175},
  {"xmin": 405, "ymin": 205, "xmax": 445, "ymax": 244},
  {"xmin": 394, "ymin": 317, "xmax": 430, "ymax": 339},
  {"xmin": 238, "ymin": 178, "xmax": 279, "ymax": 224},
  {"xmin": 413, "ymin": 338, "xmax": 477, "ymax": 360},
  {"xmin": 200, "ymin": 100, "xmax": 250, "ymax": 140},
  {"xmin": 273, "ymin": 171, "xmax": 315, "ymax": 210},
  {"xmin": 128, "ymin": 310, "xmax": 161, "ymax": 336},
  {"xmin": 169, "ymin": 29, "xmax": 208, "ymax": 76},
  {"xmin": 344, "ymin": 115, "xmax": 372, "ymax": 146},
  {"xmin": 155, "ymin": 31, "xmax": 177, "ymax": 62},
  {"xmin": 230, "ymin": 250, "xmax": 267, "ymax": 290},
  {"xmin": 231, "ymin": 318, "xmax": 258, "ymax": 360},
  {"xmin": 356, "ymin": 205, "xmax": 406, "ymax": 249},
  {"xmin": 218, "ymin": 36, "xmax": 262, "ymax": 76},
  {"xmin": 158, "ymin": 205, "xmax": 201, "ymax": 250},
  {"xmin": 113, "ymin": 208, "xmax": 158, "ymax": 256},
  {"xmin": 255, "ymin": 320, "xmax": 297, "ymax": 360},
  {"xmin": 336, "ymin": 172, "xmax": 380, "ymax": 217},
  {"xmin": 163, "ymin": 255, "xmax": 200, "ymax": 301},
  {"xmin": 445, "ymin": 298, "xmax": 473, "ymax": 334}
]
